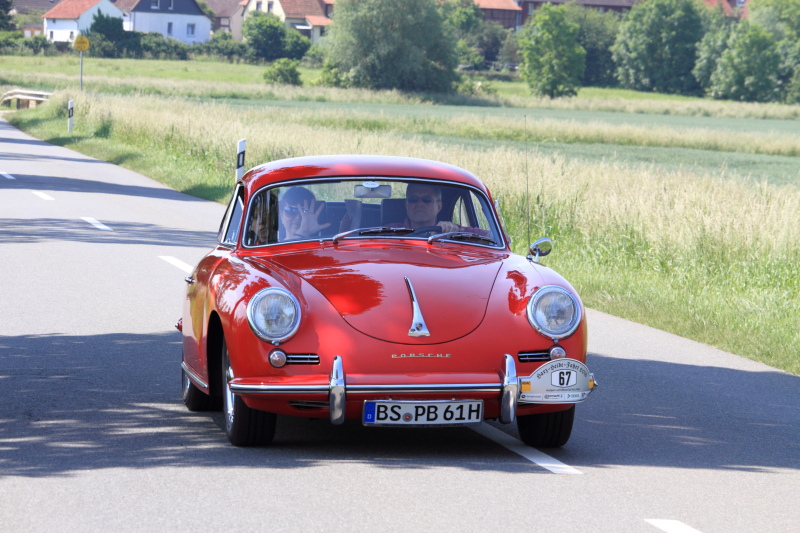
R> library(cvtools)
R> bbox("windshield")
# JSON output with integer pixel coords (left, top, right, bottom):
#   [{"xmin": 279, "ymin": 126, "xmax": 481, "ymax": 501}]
[{"xmin": 242, "ymin": 178, "xmax": 503, "ymax": 248}]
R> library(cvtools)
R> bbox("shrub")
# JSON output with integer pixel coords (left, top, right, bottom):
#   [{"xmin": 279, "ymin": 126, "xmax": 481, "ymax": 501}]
[{"xmin": 263, "ymin": 58, "xmax": 302, "ymax": 86}]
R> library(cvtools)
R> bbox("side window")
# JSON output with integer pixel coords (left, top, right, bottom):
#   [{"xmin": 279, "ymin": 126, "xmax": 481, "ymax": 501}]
[
  {"xmin": 219, "ymin": 187, "xmax": 244, "ymax": 246},
  {"xmin": 243, "ymin": 189, "xmax": 278, "ymax": 246}
]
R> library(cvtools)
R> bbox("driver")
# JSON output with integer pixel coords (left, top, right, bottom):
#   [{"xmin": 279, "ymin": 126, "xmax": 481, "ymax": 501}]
[{"xmin": 402, "ymin": 183, "xmax": 462, "ymax": 232}]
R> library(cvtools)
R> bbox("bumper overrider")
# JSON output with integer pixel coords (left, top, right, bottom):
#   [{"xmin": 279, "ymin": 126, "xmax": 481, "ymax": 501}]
[{"xmin": 227, "ymin": 354, "xmax": 597, "ymax": 425}]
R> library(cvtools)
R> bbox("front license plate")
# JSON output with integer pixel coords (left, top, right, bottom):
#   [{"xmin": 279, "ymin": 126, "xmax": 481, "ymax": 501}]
[{"xmin": 362, "ymin": 400, "xmax": 483, "ymax": 427}]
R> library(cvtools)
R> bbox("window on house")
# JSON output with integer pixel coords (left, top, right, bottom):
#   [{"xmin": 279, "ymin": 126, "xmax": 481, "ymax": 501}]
[
  {"xmin": 167, "ymin": 22, "xmax": 173, "ymax": 36},
  {"xmin": 49, "ymin": 31, "xmax": 53, "ymax": 39},
  {"xmin": 256, "ymin": 1, "xmax": 262, "ymax": 10},
  {"xmin": 267, "ymin": 1, "xmax": 273, "ymax": 12},
  {"xmin": 169, "ymin": 0, "xmax": 174, "ymax": 9},
  {"xmin": 187, "ymin": 23, "xmax": 195, "ymax": 37},
  {"xmin": 69, "ymin": 31, "xmax": 74, "ymax": 40},
  {"xmin": 151, "ymin": 0, "xmax": 159, "ymax": 9}
]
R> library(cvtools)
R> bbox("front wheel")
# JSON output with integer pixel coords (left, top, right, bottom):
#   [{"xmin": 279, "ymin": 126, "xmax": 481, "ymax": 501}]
[
  {"xmin": 182, "ymin": 366, "xmax": 217, "ymax": 411},
  {"xmin": 222, "ymin": 338, "xmax": 276, "ymax": 446},
  {"xmin": 517, "ymin": 405, "xmax": 575, "ymax": 448}
]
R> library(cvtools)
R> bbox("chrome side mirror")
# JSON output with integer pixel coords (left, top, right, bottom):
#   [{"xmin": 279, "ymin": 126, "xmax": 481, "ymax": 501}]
[{"xmin": 528, "ymin": 238, "xmax": 552, "ymax": 263}]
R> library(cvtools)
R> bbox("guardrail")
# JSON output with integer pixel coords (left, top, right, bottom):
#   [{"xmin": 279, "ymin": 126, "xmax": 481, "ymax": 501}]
[{"xmin": 0, "ymin": 89, "xmax": 53, "ymax": 109}]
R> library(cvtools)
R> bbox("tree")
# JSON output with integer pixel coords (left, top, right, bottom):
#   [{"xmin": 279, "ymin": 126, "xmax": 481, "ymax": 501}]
[
  {"xmin": 264, "ymin": 58, "xmax": 302, "ymax": 85},
  {"xmin": 708, "ymin": 21, "xmax": 781, "ymax": 102},
  {"xmin": 326, "ymin": 0, "xmax": 457, "ymax": 92},
  {"xmin": 1, "ymin": 0, "xmax": 14, "ymax": 31},
  {"xmin": 749, "ymin": 0, "xmax": 800, "ymax": 40},
  {"xmin": 563, "ymin": 3, "xmax": 621, "ymax": 87},
  {"xmin": 692, "ymin": 6, "xmax": 737, "ymax": 92},
  {"xmin": 611, "ymin": 0, "xmax": 704, "ymax": 95},
  {"xmin": 243, "ymin": 12, "xmax": 310, "ymax": 62},
  {"xmin": 519, "ymin": 3, "xmax": 586, "ymax": 98}
]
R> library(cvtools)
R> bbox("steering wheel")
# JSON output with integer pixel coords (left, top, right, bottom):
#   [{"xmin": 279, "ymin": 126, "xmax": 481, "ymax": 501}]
[{"xmin": 408, "ymin": 226, "xmax": 442, "ymax": 236}]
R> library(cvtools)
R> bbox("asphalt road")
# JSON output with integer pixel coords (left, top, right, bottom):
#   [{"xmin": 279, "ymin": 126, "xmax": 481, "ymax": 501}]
[{"xmin": 1, "ymin": 115, "xmax": 798, "ymax": 533}]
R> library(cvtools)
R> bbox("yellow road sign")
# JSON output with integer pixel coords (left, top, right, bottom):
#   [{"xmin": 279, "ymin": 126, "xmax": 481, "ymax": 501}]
[{"xmin": 74, "ymin": 35, "xmax": 89, "ymax": 52}]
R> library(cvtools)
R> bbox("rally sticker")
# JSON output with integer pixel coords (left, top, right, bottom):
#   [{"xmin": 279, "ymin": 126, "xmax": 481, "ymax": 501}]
[{"xmin": 519, "ymin": 359, "xmax": 596, "ymax": 404}]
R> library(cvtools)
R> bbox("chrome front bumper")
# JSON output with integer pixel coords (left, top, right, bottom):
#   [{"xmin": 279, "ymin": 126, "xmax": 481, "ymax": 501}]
[{"xmin": 228, "ymin": 354, "xmax": 522, "ymax": 425}]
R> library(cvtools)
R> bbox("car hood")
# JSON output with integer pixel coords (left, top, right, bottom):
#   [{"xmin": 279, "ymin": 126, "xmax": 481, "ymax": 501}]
[{"xmin": 257, "ymin": 244, "xmax": 507, "ymax": 344}]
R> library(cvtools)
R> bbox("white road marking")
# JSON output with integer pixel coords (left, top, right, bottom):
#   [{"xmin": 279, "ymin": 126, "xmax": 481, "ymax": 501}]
[
  {"xmin": 31, "ymin": 191, "xmax": 54, "ymax": 201},
  {"xmin": 2, "ymin": 172, "xmax": 16, "ymax": 179},
  {"xmin": 81, "ymin": 217, "xmax": 113, "ymax": 231},
  {"xmin": 159, "ymin": 256, "xmax": 194, "ymax": 274},
  {"xmin": 471, "ymin": 422, "xmax": 583, "ymax": 475},
  {"xmin": 645, "ymin": 519, "xmax": 703, "ymax": 533}
]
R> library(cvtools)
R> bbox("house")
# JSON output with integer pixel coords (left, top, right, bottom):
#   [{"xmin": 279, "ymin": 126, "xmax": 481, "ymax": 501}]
[
  {"xmin": 475, "ymin": 0, "xmax": 521, "ymax": 30},
  {"xmin": 518, "ymin": 0, "xmax": 637, "ymax": 27},
  {"xmin": 203, "ymin": 0, "xmax": 246, "ymax": 40},
  {"xmin": 243, "ymin": 0, "xmax": 330, "ymax": 43},
  {"xmin": 42, "ymin": 0, "xmax": 123, "ymax": 42},
  {"xmin": 114, "ymin": 0, "xmax": 212, "ymax": 43}
]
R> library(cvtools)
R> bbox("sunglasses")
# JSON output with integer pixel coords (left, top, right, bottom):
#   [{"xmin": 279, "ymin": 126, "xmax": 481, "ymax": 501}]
[
  {"xmin": 407, "ymin": 195, "xmax": 436, "ymax": 204},
  {"xmin": 282, "ymin": 205, "xmax": 301, "ymax": 216}
]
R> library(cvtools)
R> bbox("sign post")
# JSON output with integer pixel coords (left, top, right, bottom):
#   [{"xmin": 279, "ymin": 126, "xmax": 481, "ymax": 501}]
[
  {"xmin": 236, "ymin": 139, "xmax": 246, "ymax": 181},
  {"xmin": 73, "ymin": 35, "xmax": 89, "ymax": 91},
  {"xmin": 68, "ymin": 100, "xmax": 74, "ymax": 133}
]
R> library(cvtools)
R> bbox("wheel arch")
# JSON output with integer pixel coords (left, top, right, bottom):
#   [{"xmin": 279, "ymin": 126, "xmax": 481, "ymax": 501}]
[{"xmin": 207, "ymin": 311, "xmax": 224, "ymax": 398}]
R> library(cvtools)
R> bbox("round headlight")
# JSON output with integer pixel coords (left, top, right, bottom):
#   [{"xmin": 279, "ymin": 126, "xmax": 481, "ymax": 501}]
[
  {"xmin": 527, "ymin": 286, "xmax": 581, "ymax": 340},
  {"xmin": 247, "ymin": 287, "xmax": 301, "ymax": 343}
]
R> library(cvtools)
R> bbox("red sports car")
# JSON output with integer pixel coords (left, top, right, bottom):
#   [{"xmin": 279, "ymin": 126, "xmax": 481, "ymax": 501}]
[{"xmin": 179, "ymin": 155, "xmax": 596, "ymax": 447}]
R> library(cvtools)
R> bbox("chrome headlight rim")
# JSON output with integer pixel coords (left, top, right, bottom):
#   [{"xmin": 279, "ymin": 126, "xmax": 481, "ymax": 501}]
[
  {"xmin": 526, "ymin": 285, "xmax": 581, "ymax": 340},
  {"xmin": 246, "ymin": 287, "xmax": 301, "ymax": 344}
]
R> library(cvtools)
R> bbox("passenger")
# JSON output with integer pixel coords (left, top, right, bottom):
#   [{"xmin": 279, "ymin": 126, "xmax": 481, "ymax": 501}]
[{"xmin": 279, "ymin": 186, "xmax": 330, "ymax": 241}]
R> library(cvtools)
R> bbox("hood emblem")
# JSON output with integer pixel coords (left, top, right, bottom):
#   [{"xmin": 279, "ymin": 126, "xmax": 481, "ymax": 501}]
[{"xmin": 404, "ymin": 277, "xmax": 430, "ymax": 337}]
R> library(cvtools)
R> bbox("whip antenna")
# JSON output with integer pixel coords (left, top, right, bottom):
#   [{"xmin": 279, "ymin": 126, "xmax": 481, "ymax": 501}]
[{"xmin": 525, "ymin": 115, "xmax": 531, "ymax": 255}]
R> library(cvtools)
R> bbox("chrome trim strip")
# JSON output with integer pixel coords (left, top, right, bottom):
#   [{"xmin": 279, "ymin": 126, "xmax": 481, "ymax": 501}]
[
  {"xmin": 229, "ymin": 384, "xmax": 329, "ymax": 394},
  {"xmin": 405, "ymin": 277, "xmax": 430, "ymax": 337},
  {"xmin": 181, "ymin": 361, "xmax": 208, "ymax": 390},
  {"xmin": 500, "ymin": 354, "xmax": 519, "ymax": 424},
  {"xmin": 347, "ymin": 383, "xmax": 501, "ymax": 394},
  {"xmin": 329, "ymin": 356, "xmax": 346, "ymax": 425}
]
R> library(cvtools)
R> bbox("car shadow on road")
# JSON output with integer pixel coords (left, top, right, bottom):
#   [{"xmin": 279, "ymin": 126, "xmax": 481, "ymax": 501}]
[
  {"xmin": 0, "ymin": 172, "xmax": 211, "ymax": 204},
  {"xmin": 0, "ymin": 218, "xmax": 218, "ymax": 248},
  {"xmin": 1, "ymin": 333, "xmax": 798, "ymax": 478}
]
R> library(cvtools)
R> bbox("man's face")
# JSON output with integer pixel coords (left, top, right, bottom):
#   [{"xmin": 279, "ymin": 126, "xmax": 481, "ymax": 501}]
[{"xmin": 405, "ymin": 185, "xmax": 442, "ymax": 228}]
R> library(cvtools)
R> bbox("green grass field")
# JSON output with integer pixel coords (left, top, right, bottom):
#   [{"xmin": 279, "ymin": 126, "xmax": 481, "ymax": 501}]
[{"xmin": 3, "ymin": 55, "xmax": 799, "ymax": 375}]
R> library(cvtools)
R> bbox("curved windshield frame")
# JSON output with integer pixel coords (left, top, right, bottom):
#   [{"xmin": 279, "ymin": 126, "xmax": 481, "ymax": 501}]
[{"xmin": 241, "ymin": 178, "xmax": 504, "ymax": 249}]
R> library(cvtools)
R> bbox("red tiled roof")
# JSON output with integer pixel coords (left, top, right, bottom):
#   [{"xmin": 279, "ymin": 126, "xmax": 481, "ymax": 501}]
[
  {"xmin": 43, "ymin": 0, "xmax": 104, "ymax": 19},
  {"xmin": 305, "ymin": 14, "xmax": 331, "ymax": 26},
  {"xmin": 474, "ymin": 0, "xmax": 521, "ymax": 10},
  {"xmin": 279, "ymin": 0, "xmax": 326, "ymax": 19}
]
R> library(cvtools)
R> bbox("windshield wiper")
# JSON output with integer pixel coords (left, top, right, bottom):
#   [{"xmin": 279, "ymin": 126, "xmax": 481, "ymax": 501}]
[
  {"xmin": 427, "ymin": 232, "xmax": 498, "ymax": 245},
  {"xmin": 332, "ymin": 226, "xmax": 414, "ymax": 244}
]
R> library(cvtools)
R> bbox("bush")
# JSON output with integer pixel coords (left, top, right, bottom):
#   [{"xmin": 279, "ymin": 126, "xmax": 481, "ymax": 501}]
[
  {"xmin": 313, "ymin": 61, "xmax": 347, "ymax": 87},
  {"xmin": 263, "ymin": 58, "xmax": 302, "ymax": 86}
]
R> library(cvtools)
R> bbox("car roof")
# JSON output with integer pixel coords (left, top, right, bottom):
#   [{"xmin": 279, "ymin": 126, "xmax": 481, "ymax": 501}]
[{"xmin": 239, "ymin": 155, "xmax": 490, "ymax": 197}]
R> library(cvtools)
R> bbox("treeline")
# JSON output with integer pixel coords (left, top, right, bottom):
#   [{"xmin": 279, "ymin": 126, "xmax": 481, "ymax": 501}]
[{"xmin": 517, "ymin": 0, "xmax": 800, "ymax": 103}]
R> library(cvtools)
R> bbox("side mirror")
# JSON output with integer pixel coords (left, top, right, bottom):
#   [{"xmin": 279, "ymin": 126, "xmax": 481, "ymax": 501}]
[{"xmin": 528, "ymin": 238, "xmax": 552, "ymax": 263}]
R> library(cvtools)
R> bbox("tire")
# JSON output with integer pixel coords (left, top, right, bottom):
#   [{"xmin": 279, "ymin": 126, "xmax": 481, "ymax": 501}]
[
  {"xmin": 222, "ymin": 338, "xmax": 276, "ymax": 446},
  {"xmin": 182, "ymin": 365, "xmax": 217, "ymax": 412},
  {"xmin": 517, "ymin": 405, "xmax": 575, "ymax": 448}
]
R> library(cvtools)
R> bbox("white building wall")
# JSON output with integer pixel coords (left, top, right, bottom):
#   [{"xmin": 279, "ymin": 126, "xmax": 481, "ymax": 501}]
[
  {"xmin": 44, "ymin": 1, "xmax": 124, "ymax": 42},
  {"xmin": 124, "ymin": 12, "xmax": 211, "ymax": 43}
]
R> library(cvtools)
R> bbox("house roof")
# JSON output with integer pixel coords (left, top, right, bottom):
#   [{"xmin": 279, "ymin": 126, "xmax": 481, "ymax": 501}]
[
  {"xmin": 279, "ymin": 0, "xmax": 326, "ymax": 19},
  {"xmin": 204, "ymin": 0, "xmax": 243, "ymax": 17},
  {"xmin": 12, "ymin": 0, "xmax": 67, "ymax": 14},
  {"xmin": 305, "ymin": 14, "xmax": 330, "ymax": 26},
  {"xmin": 112, "ymin": 0, "xmax": 140, "ymax": 10},
  {"xmin": 42, "ymin": 0, "xmax": 104, "ymax": 19},
  {"xmin": 474, "ymin": 0, "xmax": 521, "ymax": 10},
  {"xmin": 527, "ymin": 0, "xmax": 636, "ymax": 6}
]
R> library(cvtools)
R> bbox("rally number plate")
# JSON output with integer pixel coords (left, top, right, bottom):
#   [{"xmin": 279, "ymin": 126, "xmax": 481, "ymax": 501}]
[{"xmin": 363, "ymin": 400, "xmax": 483, "ymax": 427}]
